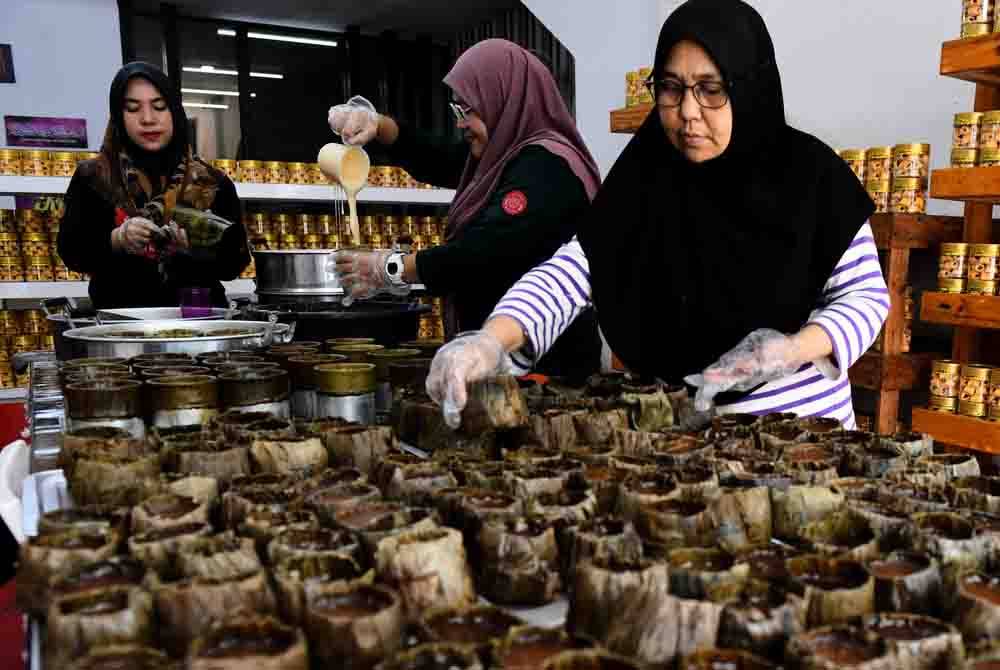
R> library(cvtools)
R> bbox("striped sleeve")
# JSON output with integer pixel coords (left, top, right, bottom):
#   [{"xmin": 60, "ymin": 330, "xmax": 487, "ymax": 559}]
[
  {"xmin": 490, "ymin": 237, "xmax": 593, "ymax": 373},
  {"xmin": 806, "ymin": 222, "xmax": 889, "ymax": 381}
]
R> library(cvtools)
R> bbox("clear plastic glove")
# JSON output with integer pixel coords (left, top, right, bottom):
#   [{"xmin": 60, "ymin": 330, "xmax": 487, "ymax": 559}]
[
  {"xmin": 110, "ymin": 217, "xmax": 165, "ymax": 256},
  {"xmin": 426, "ymin": 330, "xmax": 513, "ymax": 430},
  {"xmin": 684, "ymin": 328, "xmax": 805, "ymax": 413},
  {"xmin": 163, "ymin": 220, "xmax": 189, "ymax": 256},
  {"xmin": 331, "ymin": 249, "xmax": 409, "ymax": 307},
  {"xmin": 328, "ymin": 95, "xmax": 379, "ymax": 146}
]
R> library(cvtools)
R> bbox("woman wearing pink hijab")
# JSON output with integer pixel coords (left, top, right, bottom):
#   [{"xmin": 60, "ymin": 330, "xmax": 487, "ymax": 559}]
[{"xmin": 329, "ymin": 39, "xmax": 603, "ymax": 380}]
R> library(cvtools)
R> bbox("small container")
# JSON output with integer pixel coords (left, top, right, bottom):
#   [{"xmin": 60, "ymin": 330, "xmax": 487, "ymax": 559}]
[
  {"xmin": 237, "ymin": 160, "xmax": 265, "ymax": 183},
  {"xmin": 367, "ymin": 348, "xmax": 421, "ymax": 414},
  {"xmin": 21, "ymin": 150, "xmax": 52, "ymax": 177},
  {"xmin": 272, "ymin": 213, "xmax": 292, "ymax": 236},
  {"xmin": 988, "ymin": 369, "xmax": 1000, "ymax": 410},
  {"xmin": 983, "ymin": 111, "xmax": 1000, "ymax": 150},
  {"xmin": 892, "ymin": 144, "xmax": 932, "ymax": 180},
  {"xmin": 963, "ymin": 22, "xmax": 992, "ymax": 38},
  {"xmin": 385, "ymin": 216, "xmax": 401, "ymax": 240},
  {"xmin": 301, "ymin": 234, "xmax": 324, "ymax": 250},
  {"xmin": 16, "ymin": 209, "xmax": 46, "ymax": 234},
  {"xmin": 264, "ymin": 161, "xmax": 288, "ymax": 184},
  {"xmin": 864, "ymin": 147, "xmax": 892, "ymax": 182},
  {"xmin": 24, "ymin": 257, "xmax": 54, "ymax": 282},
  {"xmin": 960, "ymin": 400, "xmax": 988, "ymax": 418},
  {"xmin": 218, "ymin": 368, "xmax": 291, "ymax": 418},
  {"xmin": 839, "ymin": 149, "xmax": 866, "ymax": 182},
  {"xmin": 968, "ymin": 243, "xmax": 1000, "ymax": 280},
  {"xmin": 961, "ymin": 364, "xmax": 993, "ymax": 404},
  {"xmin": 866, "ymin": 180, "xmax": 890, "ymax": 214},
  {"xmin": 50, "ymin": 152, "xmax": 79, "ymax": 177},
  {"xmin": 928, "ymin": 396, "xmax": 958, "ymax": 413},
  {"xmin": 316, "ymin": 214, "xmax": 335, "ymax": 236},
  {"xmin": 286, "ymin": 353, "xmax": 346, "ymax": 420},
  {"xmin": 324, "ymin": 233, "xmax": 343, "ymax": 250},
  {"xmin": 367, "ymin": 232, "xmax": 386, "ymax": 250},
  {"xmin": 296, "ymin": 214, "xmax": 316, "ymax": 236},
  {"xmin": 146, "ymin": 375, "xmax": 219, "ymax": 428},
  {"xmin": 287, "ymin": 162, "xmax": 310, "ymax": 185},
  {"xmin": 246, "ymin": 213, "xmax": 270, "ymax": 236},
  {"xmin": 328, "ymin": 343, "xmax": 385, "ymax": 364},
  {"xmin": 964, "ymin": 0, "xmax": 993, "ymax": 24},
  {"xmin": 22, "ymin": 233, "xmax": 49, "ymax": 257},
  {"xmin": 0, "ymin": 150, "xmax": 21, "ymax": 176},
  {"xmin": 954, "ymin": 112, "xmax": 985, "ymax": 149},
  {"xmin": 952, "ymin": 148, "xmax": 979, "ymax": 168},
  {"xmin": 308, "ymin": 163, "xmax": 327, "ymax": 185},
  {"xmin": 931, "ymin": 360, "xmax": 963, "ymax": 398},
  {"xmin": 0, "ymin": 258, "xmax": 23, "ymax": 282},
  {"xmin": 0, "ymin": 234, "xmax": 19, "ymax": 256},
  {"xmin": 890, "ymin": 177, "xmax": 927, "ymax": 214},
  {"xmin": 315, "ymin": 363, "xmax": 376, "ymax": 425},
  {"xmin": 10, "ymin": 334, "xmax": 39, "ymax": 353},
  {"xmin": 990, "ymin": 404, "xmax": 1000, "ymax": 422},
  {"xmin": 280, "ymin": 234, "xmax": 302, "ymax": 250},
  {"xmin": 982, "ymin": 147, "xmax": 1000, "ymax": 166},
  {"xmin": 939, "ymin": 242, "xmax": 969, "ymax": 279},
  {"xmin": 939, "ymin": 277, "xmax": 966, "ymax": 293},
  {"xmin": 211, "ymin": 159, "xmax": 238, "ymax": 180}
]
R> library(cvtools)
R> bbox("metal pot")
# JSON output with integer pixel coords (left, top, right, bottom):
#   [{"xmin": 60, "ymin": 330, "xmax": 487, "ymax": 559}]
[
  {"xmin": 64, "ymin": 379, "xmax": 145, "ymax": 438},
  {"xmin": 315, "ymin": 363, "xmax": 376, "ymax": 425},
  {"xmin": 60, "ymin": 319, "xmax": 294, "ymax": 360},
  {"xmin": 286, "ymin": 353, "xmax": 346, "ymax": 419},
  {"xmin": 253, "ymin": 249, "xmax": 342, "ymax": 302},
  {"xmin": 218, "ymin": 368, "xmax": 291, "ymax": 418},
  {"xmin": 146, "ymin": 374, "xmax": 219, "ymax": 427}
]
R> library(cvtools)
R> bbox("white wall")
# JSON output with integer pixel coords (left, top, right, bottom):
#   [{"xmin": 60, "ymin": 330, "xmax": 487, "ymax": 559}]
[
  {"xmin": 0, "ymin": 0, "xmax": 122, "ymax": 151},
  {"xmin": 526, "ymin": 0, "xmax": 974, "ymax": 214}
]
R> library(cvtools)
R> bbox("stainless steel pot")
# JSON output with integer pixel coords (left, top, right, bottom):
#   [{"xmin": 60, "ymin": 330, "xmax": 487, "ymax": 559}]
[
  {"xmin": 253, "ymin": 249, "xmax": 343, "ymax": 302},
  {"xmin": 61, "ymin": 319, "xmax": 294, "ymax": 360}
]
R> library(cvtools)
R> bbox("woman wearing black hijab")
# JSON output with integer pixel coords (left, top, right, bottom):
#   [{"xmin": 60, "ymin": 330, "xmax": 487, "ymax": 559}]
[
  {"xmin": 426, "ymin": 0, "xmax": 888, "ymax": 429},
  {"xmin": 59, "ymin": 62, "xmax": 250, "ymax": 309}
]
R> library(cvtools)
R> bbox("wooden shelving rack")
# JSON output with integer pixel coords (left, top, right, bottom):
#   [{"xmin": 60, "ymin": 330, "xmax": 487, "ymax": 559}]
[
  {"xmin": 911, "ymin": 33, "xmax": 1000, "ymax": 452},
  {"xmin": 606, "ymin": 101, "xmax": 962, "ymax": 434}
]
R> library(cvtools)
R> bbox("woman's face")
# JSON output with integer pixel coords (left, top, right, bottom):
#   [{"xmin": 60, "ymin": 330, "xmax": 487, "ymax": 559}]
[
  {"xmin": 659, "ymin": 40, "xmax": 733, "ymax": 163},
  {"xmin": 454, "ymin": 97, "xmax": 489, "ymax": 159},
  {"xmin": 123, "ymin": 77, "xmax": 174, "ymax": 153}
]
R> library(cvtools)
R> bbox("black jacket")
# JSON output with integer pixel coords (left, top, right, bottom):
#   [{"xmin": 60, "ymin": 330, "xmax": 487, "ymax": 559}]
[
  {"xmin": 382, "ymin": 125, "xmax": 601, "ymax": 381},
  {"xmin": 57, "ymin": 165, "xmax": 250, "ymax": 310}
]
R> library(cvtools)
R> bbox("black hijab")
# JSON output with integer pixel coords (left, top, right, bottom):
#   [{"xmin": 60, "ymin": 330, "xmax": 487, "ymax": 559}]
[
  {"xmin": 107, "ymin": 62, "xmax": 189, "ymax": 184},
  {"xmin": 577, "ymin": 0, "xmax": 874, "ymax": 385}
]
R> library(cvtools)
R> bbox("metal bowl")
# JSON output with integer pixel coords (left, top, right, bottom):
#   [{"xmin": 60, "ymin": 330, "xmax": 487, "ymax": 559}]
[{"xmin": 61, "ymin": 320, "xmax": 293, "ymax": 359}]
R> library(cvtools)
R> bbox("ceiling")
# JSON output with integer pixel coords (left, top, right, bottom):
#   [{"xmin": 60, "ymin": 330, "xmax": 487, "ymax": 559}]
[{"xmin": 135, "ymin": 0, "xmax": 521, "ymax": 39}]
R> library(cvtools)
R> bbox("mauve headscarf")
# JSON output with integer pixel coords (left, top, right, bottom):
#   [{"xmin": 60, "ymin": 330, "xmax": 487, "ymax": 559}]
[{"xmin": 443, "ymin": 39, "xmax": 601, "ymax": 237}]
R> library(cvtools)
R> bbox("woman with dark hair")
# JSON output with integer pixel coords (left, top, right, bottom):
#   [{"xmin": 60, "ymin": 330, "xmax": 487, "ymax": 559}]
[
  {"xmin": 427, "ymin": 0, "xmax": 888, "ymax": 429},
  {"xmin": 327, "ymin": 39, "xmax": 603, "ymax": 382},
  {"xmin": 58, "ymin": 62, "xmax": 250, "ymax": 309}
]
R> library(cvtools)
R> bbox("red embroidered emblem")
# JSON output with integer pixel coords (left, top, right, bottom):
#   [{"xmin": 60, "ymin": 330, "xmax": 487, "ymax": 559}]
[{"xmin": 502, "ymin": 190, "xmax": 528, "ymax": 216}]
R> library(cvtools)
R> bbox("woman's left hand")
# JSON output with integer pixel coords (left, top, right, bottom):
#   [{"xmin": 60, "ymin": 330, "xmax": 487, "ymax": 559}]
[
  {"xmin": 163, "ymin": 220, "xmax": 189, "ymax": 255},
  {"xmin": 331, "ymin": 249, "xmax": 409, "ymax": 306},
  {"xmin": 684, "ymin": 329, "xmax": 805, "ymax": 412}
]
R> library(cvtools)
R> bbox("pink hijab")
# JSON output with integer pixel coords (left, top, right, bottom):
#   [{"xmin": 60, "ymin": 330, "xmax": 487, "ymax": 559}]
[{"xmin": 443, "ymin": 39, "xmax": 602, "ymax": 238}]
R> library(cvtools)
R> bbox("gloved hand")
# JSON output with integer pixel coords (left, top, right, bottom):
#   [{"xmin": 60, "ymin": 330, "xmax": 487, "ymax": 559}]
[
  {"xmin": 426, "ymin": 330, "xmax": 513, "ymax": 430},
  {"xmin": 328, "ymin": 95, "xmax": 380, "ymax": 146},
  {"xmin": 331, "ymin": 249, "xmax": 410, "ymax": 307},
  {"xmin": 111, "ymin": 217, "xmax": 165, "ymax": 256},
  {"xmin": 163, "ymin": 220, "xmax": 189, "ymax": 256},
  {"xmin": 684, "ymin": 328, "xmax": 805, "ymax": 412}
]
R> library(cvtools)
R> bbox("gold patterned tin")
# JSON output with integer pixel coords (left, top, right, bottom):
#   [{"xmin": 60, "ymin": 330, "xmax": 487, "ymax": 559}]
[
  {"xmin": 16, "ymin": 209, "xmax": 45, "ymax": 234},
  {"xmin": 237, "ymin": 160, "xmax": 265, "ymax": 183},
  {"xmin": 211, "ymin": 159, "xmax": 239, "ymax": 180},
  {"xmin": 989, "ymin": 369, "xmax": 1000, "ymax": 411},
  {"xmin": 929, "ymin": 396, "xmax": 958, "ymax": 413},
  {"xmin": 245, "ymin": 213, "xmax": 269, "ymax": 236},
  {"xmin": 952, "ymin": 148, "xmax": 979, "ymax": 168},
  {"xmin": 969, "ymin": 279, "xmax": 999, "ymax": 295},
  {"xmin": 940, "ymin": 242, "xmax": 969, "ymax": 279},
  {"xmin": 982, "ymin": 148, "xmax": 1000, "ymax": 166},
  {"xmin": 866, "ymin": 180, "xmax": 890, "ymax": 214},
  {"xmin": 963, "ymin": 22, "xmax": 992, "ymax": 38},
  {"xmin": 0, "ymin": 150, "xmax": 21, "ymax": 176},
  {"xmin": 296, "ymin": 214, "xmax": 316, "ymax": 236},
  {"xmin": 264, "ymin": 161, "xmax": 288, "ymax": 184},
  {"xmin": 892, "ymin": 144, "xmax": 931, "ymax": 180},
  {"xmin": 960, "ymin": 400, "xmax": 988, "ymax": 417},
  {"xmin": 839, "ymin": 149, "xmax": 866, "ymax": 182},
  {"xmin": 324, "ymin": 233, "xmax": 342, "ymax": 250},
  {"xmin": 983, "ymin": 111, "xmax": 1000, "ymax": 150},
  {"xmin": 420, "ymin": 216, "xmax": 438, "ymax": 237},
  {"xmin": 954, "ymin": 112, "xmax": 985, "ymax": 150},
  {"xmin": 0, "ymin": 234, "xmax": 19, "ymax": 256},
  {"xmin": 0, "ymin": 257, "xmax": 23, "ymax": 282},
  {"xmin": 968, "ymin": 243, "xmax": 1000, "ymax": 280},
  {"xmin": 0, "ymin": 211, "xmax": 11, "ymax": 233},
  {"xmin": 931, "ymin": 359, "xmax": 962, "ymax": 398},
  {"xmin": 965, "ymin": 0, "xmax": 993, "ymax": 24},
  {"xmin": 22, "ymin": 233, "xmax": 49, "ymax": 257},
  {"xmin": 271, "ymin": 213, "xmax": 292, "ymax": 236},
  {"xmin": 890, "ymin": 177, "xmax": 927, "ymax": 214},
  {"xmin": 287, "ymin": 162, "xmax": 310, "ymax": 185},
  {"xmin": 280, "ymin": 234, "xmax": 302, "ymax": 250},
  {"xmin": 939, "ymin": 277, "xmax": 966, "ymax": 294},
  {"xmin": 961, "ymin": 364, "xmax": 993, "ymax": 404},
  {"xmin": 302, "ymin": 234, "xmax": 325, "ymax": 250},
  {"xmin": 49, "ymin": 152, "xmax": 77, "ymax": 177},
  {"xmin": 21, "ymin": 151, "xmax": 52, "ymax": 177},
  {"xmin": 308, "ymin": 163, "xmax": 327, "ymax": 185}
]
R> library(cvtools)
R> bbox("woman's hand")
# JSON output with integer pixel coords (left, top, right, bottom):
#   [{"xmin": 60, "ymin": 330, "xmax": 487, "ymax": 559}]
[
  {"xmin": 331, "ymin": 249, "xmax": 409, "ymax": 306},
  {"xmin": 426, "ymin": 330, "xmax": 513, "ymax": 430},
  {"xmin": 111, "ymin": 217, "xmax": 164, "ymax": 255},
  {"xmin": 163, "ymin": 221, "xmax": 189, "ymax": 256},
  {"xmin": 684, "ymin": 328, "xmax": 807, "ymax": 412},
  {"xmin": 328, "ymin": 95, "xmax": 380, "ymax": 146}
]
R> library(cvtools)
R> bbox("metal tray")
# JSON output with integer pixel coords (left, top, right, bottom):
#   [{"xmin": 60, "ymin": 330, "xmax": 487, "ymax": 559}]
[
  {"xmin": 61, "ymin": 319, "xmax": 294, "ymax": 358},
  {"xmin": 96, "ymin": 307, "xmax": 231, "ymax": 321}
]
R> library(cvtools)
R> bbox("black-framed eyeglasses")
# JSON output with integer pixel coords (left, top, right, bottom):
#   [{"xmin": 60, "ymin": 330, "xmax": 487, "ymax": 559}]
[
  {"xmin": 644, "ymin": 77, "xmax": 730, "ymax": 109},
  {"xmin": 449, "ymin": 102, "xmax": 473, "ymax": 123}
]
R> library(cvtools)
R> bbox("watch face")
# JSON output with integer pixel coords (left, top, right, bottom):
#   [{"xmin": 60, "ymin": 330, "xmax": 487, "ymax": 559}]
[{"xmin": 387, "ymin": 261, "xmax": 399, "ymax": 274}]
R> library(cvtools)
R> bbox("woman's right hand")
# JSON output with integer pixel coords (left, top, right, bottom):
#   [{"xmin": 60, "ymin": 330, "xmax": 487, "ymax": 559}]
[
  {"xmin": 328, "ymin": 95, "xmax": 380, "ymax": 146},
  {"xmin": 426, "ymin": 330, "xmax": 513, "ymax": 430},
  {"xmin": 111, "ymin": 217, "xmax": 164, "ymax": 255}
]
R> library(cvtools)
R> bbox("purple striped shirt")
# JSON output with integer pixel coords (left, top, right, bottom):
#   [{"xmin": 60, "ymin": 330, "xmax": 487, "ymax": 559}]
[{"xmin": 491, "ymin": 223, "xmax": 888, "ymax": 429}]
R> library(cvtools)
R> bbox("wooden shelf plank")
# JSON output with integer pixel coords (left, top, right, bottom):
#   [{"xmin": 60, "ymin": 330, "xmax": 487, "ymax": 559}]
[
  {"xmin": 912, "ymin": 408, "xmax": 1000, "ymax": 454},
  {"xmin": 849, "ymin": 352, "xmax": 940, "ymax": 391},
  {"xmin": 941, "ymin": 33, "xmax": 1000, "ymax": 86},
  {"xmin": 869, "ymin": 214, "xmax": 964, "ymax": 250},
  {"xmin": 930, "ymin": 166, "xmax": 1000, "ymax": 202},
  {"xmin": 610, "ymin": 104, "xmax": 652, "ymax": 134},
  {"xmin": 921, "ymin": 292, "xmax": 1000, "ymax": 329}
]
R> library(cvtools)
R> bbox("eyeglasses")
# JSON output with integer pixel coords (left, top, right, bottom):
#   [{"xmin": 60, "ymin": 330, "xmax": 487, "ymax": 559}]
[
  {"xmin": 644, "ymin": 77, "xmax": 730, "ymax": 109},
  {"xmin": 449, "ymin": 102, "xmax": 473, "ymax": 123}
]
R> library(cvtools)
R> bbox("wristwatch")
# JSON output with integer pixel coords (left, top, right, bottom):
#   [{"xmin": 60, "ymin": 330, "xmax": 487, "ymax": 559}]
[{"xmin": 384, "ymin": 252, "xmax": 409, "ymax": 286}]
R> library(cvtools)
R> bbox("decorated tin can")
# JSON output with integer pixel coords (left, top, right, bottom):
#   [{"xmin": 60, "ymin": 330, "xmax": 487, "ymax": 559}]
[
  {"xmin": 287, "ymin": 162, "xmax": 310, "ymax": 185},
  {"xmin": 50, "ymin": 152, "xmax": 79, "ymax": 177},
  {"xmin": 839, "ymin": 149, "xmax": 866, "ymax": 182},
  {"xmin": 892, "ymin": 144, "xmax": 931, "ymax": 179},
  {"xmin": 952, "ymin": 148, "xmax": 979, "ymax": 168},
  {"xmin": 939, "ymin": 242, "xmax": 969, "ymax": 279},
  {"xmin": 21, "ymin": 151, "xmax": 52, "ymax": 177},
  {"xmin": 0, "ymin": 150, "xmax": 21, "ymax": 176},
  {"xmin": 954, "ymin": 112, "xmax": 985, "ymax": 149},
  {"xmin": 864, "ymin": 147, "xmax": 892, "ymax": 182},
  {"xmin": 237, "ymin": 160, "xmax": 265, "ymax": 183},
  {"xmin": 211, "ymin": 159, "xmax": 239, "ymax": 180},
  {"xmin": 866, "ymin": 180, "xmax": 890, "ymax": 213},
  {"xmin": 968, "ymin": 243, "xmax": 1000, "ymax": 281},
  {"xmin": 890, "ymin": 177, "xmax": 927, "ymax": 214},
  {"xmin": 264, "ymin": 161, "xmax": 289, "ymax": 184},
  {"xmin": 931, "ymin": 359, "xmax": 963, "ymax": 398}
]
